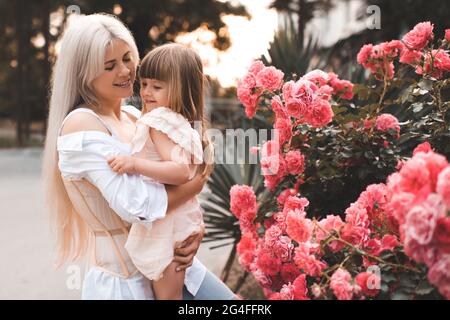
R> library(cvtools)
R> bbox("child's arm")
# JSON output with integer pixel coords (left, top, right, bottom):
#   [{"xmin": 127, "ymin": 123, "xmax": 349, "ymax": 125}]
[{"xmin": 108, "ymin": 128, "xmax": 191, "ymax": 185}]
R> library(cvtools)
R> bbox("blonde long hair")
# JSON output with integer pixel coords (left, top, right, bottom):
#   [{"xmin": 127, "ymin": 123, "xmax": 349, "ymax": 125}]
[
  {"xmin": 139, "ymin": 43, "xmax": 214, "ymax": 176},
  {"xmin": 42, "ymin": 13, "xmax": 139, "ymax": 266}
]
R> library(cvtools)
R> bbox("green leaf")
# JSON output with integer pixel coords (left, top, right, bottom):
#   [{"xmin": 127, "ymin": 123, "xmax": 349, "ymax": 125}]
[
  {"xmin": 418, "ymin": 79, "xmax": 434, "ymax": 91},
  {"xmin": 411, "ymin": 102, "xmax": 424, "ymax": 113},
  {"xmin": 391, "ymin": 290, "xmax": 412, "ymax": 300},
  {"xmin": 415, "ymin": 281, "xmax": 435, "ymax": 296}
]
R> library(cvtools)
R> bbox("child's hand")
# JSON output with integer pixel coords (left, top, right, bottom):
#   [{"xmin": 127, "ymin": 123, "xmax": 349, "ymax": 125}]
[{"xmin": 107, "ymin": 155, "xmax": 137, "ymax": 175}]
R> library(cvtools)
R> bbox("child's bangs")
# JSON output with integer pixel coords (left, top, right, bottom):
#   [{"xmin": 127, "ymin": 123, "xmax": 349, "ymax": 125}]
[{"xmin": 139, "ymin": 50, "xmax": 171, "ymax": 81}]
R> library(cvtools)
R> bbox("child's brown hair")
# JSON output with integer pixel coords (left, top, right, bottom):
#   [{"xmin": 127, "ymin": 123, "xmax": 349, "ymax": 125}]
[{"xmin": 139, "ymin": 43, "xmax": 214, "ymax": 176}]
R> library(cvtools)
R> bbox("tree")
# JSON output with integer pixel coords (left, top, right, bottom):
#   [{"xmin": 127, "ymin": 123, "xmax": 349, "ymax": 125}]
[
  {"xmin": 269, "ymin": 0, "xmax": 334, "ymax": 50},
  {"xmin": 71, "ymin": 0, "xmax": 249, "ymax": 55},
  {"xmin": 0, "ymin": 0, "xmax": 249, "ymax": 145},
  {"xmin": 329, "ymin": 0, "xmax": 450, "ymax": 65}
]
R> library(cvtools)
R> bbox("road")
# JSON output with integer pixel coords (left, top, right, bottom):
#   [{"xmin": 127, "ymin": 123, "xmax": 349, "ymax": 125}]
[{"xmin": 0, "ymin": 148, "xmax": 232, "ymax": 299}]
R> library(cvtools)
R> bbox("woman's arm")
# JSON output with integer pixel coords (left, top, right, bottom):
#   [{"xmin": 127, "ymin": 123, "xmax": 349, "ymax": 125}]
[{"xmin": 59, "ymin": 112, "xmax": 202, "ymax": 222}]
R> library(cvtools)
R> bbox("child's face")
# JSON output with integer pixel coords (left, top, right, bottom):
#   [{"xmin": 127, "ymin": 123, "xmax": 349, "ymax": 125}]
[{"xmin": 139, "ymin": 78, "xmax": 169, "ymax": 111}]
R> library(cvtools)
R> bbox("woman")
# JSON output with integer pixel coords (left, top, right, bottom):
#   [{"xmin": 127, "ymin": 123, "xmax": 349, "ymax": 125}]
[{"xmin": 42, "ymin": 13, "xmax": 236, "ymax": 300}]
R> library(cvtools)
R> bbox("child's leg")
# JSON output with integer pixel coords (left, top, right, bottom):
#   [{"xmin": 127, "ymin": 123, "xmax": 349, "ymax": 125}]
[{"xmin": 152, "ymin": 261, "xmax": 185, "ymax": 300}]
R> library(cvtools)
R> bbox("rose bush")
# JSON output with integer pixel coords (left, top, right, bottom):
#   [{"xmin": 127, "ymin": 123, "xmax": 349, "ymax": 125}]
[{"xmin": 231, "ymin": 22, "xmax": 450, "ymax": 300}]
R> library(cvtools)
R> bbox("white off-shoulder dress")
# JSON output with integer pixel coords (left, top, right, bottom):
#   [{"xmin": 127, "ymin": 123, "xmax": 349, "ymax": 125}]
[
  {"xmin": 57, "ymin": 105, "xmax": 206, "ymax": 299},
  {"xmin": 125, "ymin": 106, "xmax": 205, "ymax": 281}
]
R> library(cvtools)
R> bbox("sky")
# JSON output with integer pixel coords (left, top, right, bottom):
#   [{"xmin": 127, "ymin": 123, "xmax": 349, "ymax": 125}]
[{"xmin": 176, "ymin": 0, "xmax": 279, "ymax": 88}]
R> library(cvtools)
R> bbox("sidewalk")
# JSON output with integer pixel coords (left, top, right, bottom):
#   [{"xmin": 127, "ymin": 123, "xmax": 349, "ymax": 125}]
[{"xmin": 0, "ymin": 148, "xmax": 232, "ymax": 299}]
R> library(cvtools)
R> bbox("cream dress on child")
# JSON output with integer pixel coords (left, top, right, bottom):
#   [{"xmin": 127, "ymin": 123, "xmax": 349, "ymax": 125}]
[{"xmin": 124, "ymin": 106, "xmax": 204, "ymax": 281}]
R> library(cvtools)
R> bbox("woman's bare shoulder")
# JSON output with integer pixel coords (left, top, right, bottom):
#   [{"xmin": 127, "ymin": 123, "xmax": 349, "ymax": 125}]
[{"xmin": 60, "ymin": 112, "xmax": 110, "ymax": 136}]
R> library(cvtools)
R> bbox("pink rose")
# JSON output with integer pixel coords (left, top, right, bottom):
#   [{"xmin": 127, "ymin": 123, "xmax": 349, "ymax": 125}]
[
  {"xmin": 230, "ymin": 185, "xmax": 257, "ymax": 218},
  {"xmin": 273, "ymin": 236, "xmax": 295, "ymax": 262},
  {"xmin": 446, "ymin": 29, "xmax": 450, "ymax": 42},
  {"xmin": 437, "ymin": 166, "xmax": 450, "ymax": 207},
  {"xmin": 293, "ymin": 274, "xmax": 310, "ymax": 300},
  {"xmin": 285, "ymin": 150, "xmax": 305, "ymax": 176},
  {"xmin": 428, "ymin": 254, "xmax": 450, "ymax": 299},
  {"xmin": 261, "ymin": 154, "xmax": 287, "ymax": 176},
  {"xmin": 417, "ymin": 49, "xmax": 450, "ymax": 78},
  {"xmin": 277, "ymin": 188, "xmax": 297, "ymax": 207},
  {"xmin": 283, "ymin": 80, "xmax": 317, "ymax": 119},
  {"xmin": 248, "ymin": 60, "xmax": 265, "ymax": 75},
  {"xmin": 237, "ymin": 86, "xmax": 260, "ymax": 118},
  {"xmin": 271, "ymin": 95, "xmax": 288, "ymax": 119},
  {"xmin": 255, "ymin": 249, "xmax": 282, "ymax": 276},
  {"xmin": 330, "ymin": 268, "xmax": 354, "ymax": 300},
  {"xmin": 303, "ymin": 69, "xmax": 329, "ymax": 86},
  {"xmin": 280, "ymin": 263, "xmax": 301, "ymax": 283},
  {"xmin": 237, "ymin": 233, "xmax": 257, "ymax": 271},
  {"xmin": 316, "ymin": 215, "xmax": 345, "ymax": 251},
  {"xmin": 317, "ymin": 85, "xmax": 334, "ymax": 101},
  {"xmin": 355, "ymin": 272, "xmax": 380, "ymax": 298},
  {"xmin": 286, "ymin": 210, "xmax": 313, "ymax": 243},
  {"xmin": 256, "ymin": 66, "xmax": 285, "ymax": 91},
  {"xmin": 294, "ymin": 244, "xmax": 327, "ymax": 277},
  {"xmin": 400, "ymin": 48, "xmax": 423, "ymax": 66},
  {"xmin": 252, "ymin": 267, "xmax": 273, "ymax": 288},
  {"xmin": 274, "ymin": 117, "xmax": 292, "ymax": 145},
  {"xmin": 413, "ymin": 142, "xmax": 433, "ymax": 156},
  {"xmin": 375, "ymin": 113, "xmax": 400, "ymax": 137},
  {"xmin": 357, "ymin": 44, "xmax": 374, "ymax": 67},
  {"xmin": 283, "ymin": 196, "xmax": 309, "ymax": 213},
  {"xmin": 264, "ymin": 225, "xmax": 283, "ymax": 248},
  {"xmin": 330, "ymin": 79, "xmax": 354, "ymax": 100},
  {"xmin": 305, "ymin": 98, "xmax": 334, "ymax": 128},
  {"xmin": 404, "ymin": 194, "xmax": 445, "ymax": 245},
  {"xmin": 402, "ymin": 21, "xmax": 434, "ymax": 50}
]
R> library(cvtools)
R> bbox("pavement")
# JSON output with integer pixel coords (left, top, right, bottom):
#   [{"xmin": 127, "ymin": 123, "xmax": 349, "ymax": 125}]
[{"xmin": 0, "ymin": 148, "xmax": 232, "ymax": 299}]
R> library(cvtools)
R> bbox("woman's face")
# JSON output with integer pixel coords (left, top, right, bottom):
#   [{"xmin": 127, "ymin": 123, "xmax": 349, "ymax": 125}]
[{"xmin": 92, "ymin": 39, "xmax": 136, "ymax": 103}]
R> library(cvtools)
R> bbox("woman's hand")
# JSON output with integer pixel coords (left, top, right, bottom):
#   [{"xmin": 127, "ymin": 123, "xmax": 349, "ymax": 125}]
[
  {"xmin": 107, "ymin": 155, "xmax": 137, "ymax": 175},
  {"xmin": 173, "ymin": 228, "xmax": 205, "ymax": 272}
]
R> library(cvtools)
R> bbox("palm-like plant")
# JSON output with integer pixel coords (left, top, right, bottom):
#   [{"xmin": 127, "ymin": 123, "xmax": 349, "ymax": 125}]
[{"xmin": 261, "ymin": 14, "xmax": 328, "ymax": 77}]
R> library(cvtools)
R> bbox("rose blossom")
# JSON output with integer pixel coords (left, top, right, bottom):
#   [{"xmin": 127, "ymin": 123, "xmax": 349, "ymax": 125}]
[
  {"xmin": 255, "ymin": 249, "xmax": 282, "ymax": 276},
  {"xmin": 274, "ymin": 117, "xmax": 292, "ymax": 145},
  {"xmin": 248, "ymin": 60, "xmax": 265, "ymax": 75},
  {"xmin": 285, "ymin": 150, "xmax": 305, "ymax": 176},
  {"xmin": 404, "ymin": 194, "xmax": 446, "ymax": 245},
  {"xmin": 293, "ymin": 274, "xmax": 310, "ymax": 300},
  {"xmin": 402, "ymin": 21, "xmax": 434, "ymax": 50},
  {"xmin": 303, "ymin": 69, "xmax": 329, "ymax": 86},
  {"xmin": 283, "ymin": 196, "xmax": 309, "ymax": 213},
  {"xmin": 286, "ymin": 210, "xmax": 313, "ymax": 243},
  {"xmin": 437, "ymin": 166, "xmax": 450, "ymax": 207},
  {"xmin": 413, "ymin": 142, "xmax": 433, "ymax": 156},
  {"xmin": 330, "ymin": 268, "xmax": 354, "ymax": 300},
  {"xmin": 305, "ymin": 98, "xmax": 334, "ymax": 128},
  {"xmin": 256, "ymin": 66, "xmax": 285, "ymax": 91},
  {"xmin": 428, "ymin": 254, "xmax": 450, "ymax": 299},
  {"xmin": 399, "ymin": 48, "xmax": 422, "ymax": 66},
  {"xmin": 280, "ymin": 263, "xmax": 301, "ymax": 284},
  {"xmin": 355, "ymin": 272, "xmax": 381, "ymax": 298},
  {"xmin": 230, "ymin": 185, "xmax": 257, "ymax": 218},
  {"xmin": 375, "ymin": 113, "xmax": 400, "ymax": 136}
]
